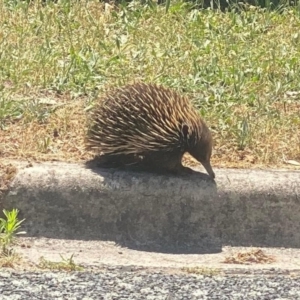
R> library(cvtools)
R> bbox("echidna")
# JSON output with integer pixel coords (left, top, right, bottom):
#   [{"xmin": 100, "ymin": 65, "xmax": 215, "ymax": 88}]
[{"xmin": 86, "ymin": 82, "xmax": 215, "ymax": 179}]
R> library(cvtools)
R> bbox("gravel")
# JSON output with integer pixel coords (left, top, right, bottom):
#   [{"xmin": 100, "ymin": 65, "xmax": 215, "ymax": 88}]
[{"xmin": 0, "ymin": 268, "xmax": 300, "ymax": 300}]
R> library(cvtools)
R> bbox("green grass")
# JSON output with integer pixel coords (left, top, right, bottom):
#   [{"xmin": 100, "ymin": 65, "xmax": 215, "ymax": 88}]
[{"xmin": 0, "ymin": 0, "xmax": 299, "ymax": 167}]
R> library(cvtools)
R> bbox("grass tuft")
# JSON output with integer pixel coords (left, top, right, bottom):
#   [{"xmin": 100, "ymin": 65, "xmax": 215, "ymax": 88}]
[
  {"xmin": 182, "ymin": 266, "xmax": 221, "ymax": 276},
  {"xmin": 38, "ymin": 254, "xmax": 84, "ymax": 272}
]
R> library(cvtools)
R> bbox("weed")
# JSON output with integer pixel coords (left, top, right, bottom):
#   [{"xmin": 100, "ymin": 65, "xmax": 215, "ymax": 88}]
[
  {"xmin": 0, "ymin": 209, "xmax": 26, "ymax": 252},
  {"xmin": 0, "ymin": 208, "xmax": 25, "ymax": 268},
  {"xmin": 38, "ymin": 254, "xmax": 84, "ymax": 272},
  {"xmin": 37, "ymin": 136, "xmax": 51, "ymax": 153},
  {"xmin": 0, "ymin": 250, "xmax": 21, "ymax": 268},
  {"xmin": 0, "ymin": 97, "xmax": 23, "ymax": 129},
  {"xmin": 182, "ymin": 266, "xmax": 221, "ymax": 276}
]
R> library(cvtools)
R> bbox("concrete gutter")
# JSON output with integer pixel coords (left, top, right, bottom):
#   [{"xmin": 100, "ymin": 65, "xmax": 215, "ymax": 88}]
[{"xmin": 2, "ymin": 162, "xmax": 300, "ymax": 254}]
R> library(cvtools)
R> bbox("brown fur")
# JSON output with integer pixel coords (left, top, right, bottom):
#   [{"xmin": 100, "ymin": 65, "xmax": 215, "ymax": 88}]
[{"xmin": 86, "ymin": 82, "xmax": 215, "ymax": 179}]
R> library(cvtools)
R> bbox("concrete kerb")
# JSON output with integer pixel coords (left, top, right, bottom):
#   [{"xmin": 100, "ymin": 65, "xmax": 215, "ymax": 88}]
[{"xmin": 2, "ymin": 161, "xmax": 300, "ymax": 254}]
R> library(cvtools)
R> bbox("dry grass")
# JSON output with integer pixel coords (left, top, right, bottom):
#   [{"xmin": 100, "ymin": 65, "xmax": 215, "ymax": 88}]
[
  {"xmin": 0, "ymin": 92, "xmax": 88, "ymax": 162},
  {"xmin": 0, "ymin": 163, "xmax": 17, "ymax": 188},
  {"xmin": 0, "ymin": 0, "xmax": 299, "ymax": 169},
  {"xmin": 0, "ymin": 91, "xmax": 298, "ymax": 170},
  {"xmin": 223, "ymin": 249, "xmax": 276, "ymax": 265},
  {"xmin": 0, "ymin": 251, "xmax": 21, "ymax": 268}
]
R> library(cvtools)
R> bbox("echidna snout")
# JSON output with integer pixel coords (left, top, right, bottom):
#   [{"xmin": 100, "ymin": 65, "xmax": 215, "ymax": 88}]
[
  {"xmin": 188, "ymin": 121, "xmax": 215, "ymax": 179},
  {"xmin": 200, "ymin": 160, "xmax": 215, "ymax": 180}
]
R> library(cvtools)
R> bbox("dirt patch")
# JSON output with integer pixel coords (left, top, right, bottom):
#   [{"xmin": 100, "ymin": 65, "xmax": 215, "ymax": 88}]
[
  {"xmin": 0, "ymin": 162, "xmax": 17, "ymax": 206},
  {"xmin": 3, "ymin": 237, "xmax": 300, "ymax": 275}
]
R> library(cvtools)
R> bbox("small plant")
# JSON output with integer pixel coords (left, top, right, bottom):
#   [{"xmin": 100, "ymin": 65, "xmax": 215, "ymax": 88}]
[
  {"xmin": 37, "ymin": 137, "xmax": 51, "ymax": 153},
  {"xmin": 0, "ymin": 209, "xmax": 25, "ymax": 268},
  {"xmin": 38, "ymin": 254, "xmax": 84, "ymax": 272},
  {"xmin": 0, "ymin": 209, "xmax": 26, "ymax": 254}
]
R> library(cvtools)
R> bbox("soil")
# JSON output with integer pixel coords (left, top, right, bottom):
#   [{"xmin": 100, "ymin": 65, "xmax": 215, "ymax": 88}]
[{"xmin": 4, "ymin": 237, "xmax": 300, "ymax": 276}]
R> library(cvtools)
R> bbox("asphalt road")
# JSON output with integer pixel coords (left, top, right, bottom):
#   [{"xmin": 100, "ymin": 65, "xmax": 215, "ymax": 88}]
[{"xmin": 1, "ymin": 268, "xmax": 300, "ymax": 300}]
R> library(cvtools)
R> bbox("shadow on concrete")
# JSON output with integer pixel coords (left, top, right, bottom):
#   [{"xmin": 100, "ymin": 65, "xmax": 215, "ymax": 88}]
[
  {"xmin": 84, "ymin": 156, "xmax": 216, "ymax": 181},
  {"xmin": 84, "ymin": 162, "xmax": 219, "ymax": 255},
  {"xmin": 81, "ymin": 163, "xmax": 220, "ymax": 254},
  {"xmin": 114, "ymin": 238, "xmax": 222, "ymax": 254},
  {"xmin": 11, "ymin": 161, "xmax": 220, "ymax": 255}
]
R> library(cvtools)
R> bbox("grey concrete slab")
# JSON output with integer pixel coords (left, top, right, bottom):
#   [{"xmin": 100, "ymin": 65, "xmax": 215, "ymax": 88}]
[{"xmin": 2, "ymin": 162, "xmax": 300, "ymax": 253}]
